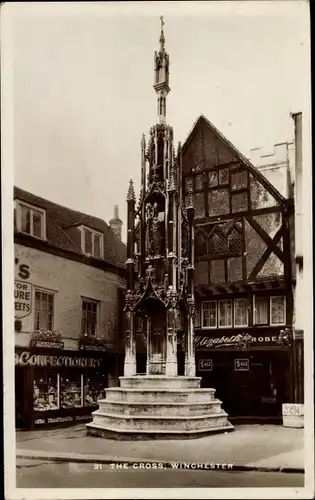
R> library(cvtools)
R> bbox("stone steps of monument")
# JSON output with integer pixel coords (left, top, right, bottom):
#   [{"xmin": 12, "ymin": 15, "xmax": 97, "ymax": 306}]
[
  {"xmin": 90, "ymin": 410, "xmax": 230, "ymax": 431},
  {"xmin": 105, "ymin": 388, "xmax": 216, "ymax": 403},
  {"xmin": 119, "ymin": 376, "xmax": 202, "ymax": 389},
  {"xmin": 98, "ymin": 400, "xmax": 223, "ymax": 416},
  {"xmin": 86, "ymin": 421, "xmax": 234, "ymax": 440}
]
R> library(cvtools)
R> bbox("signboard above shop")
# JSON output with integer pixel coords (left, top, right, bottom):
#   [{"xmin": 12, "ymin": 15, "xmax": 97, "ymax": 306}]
[
  {"xmin": 193, "ymin": 333, "xmax": 284, "ymax": 350},
  {"xmin": 15, "ymin": 350, "xmax": 102, "ymax": 369}
]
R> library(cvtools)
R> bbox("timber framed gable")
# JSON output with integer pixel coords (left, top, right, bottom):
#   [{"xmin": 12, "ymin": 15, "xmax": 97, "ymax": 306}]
[{"xmin": 181, "ymin": 115, "xmax": 293, "ymax": 290}]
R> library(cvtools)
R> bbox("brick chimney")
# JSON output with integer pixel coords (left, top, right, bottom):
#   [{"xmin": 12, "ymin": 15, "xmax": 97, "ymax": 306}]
[{"xmin": 109, "ymin": 205, "xmax": 122, "ymax": 241}]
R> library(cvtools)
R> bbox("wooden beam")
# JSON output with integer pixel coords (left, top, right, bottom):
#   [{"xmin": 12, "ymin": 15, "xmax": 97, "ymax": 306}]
[
  {"xmin": 194, "ymin": 205, "xmax": 283, "ymax": 226},
  {"xmin": 249, "ymin": 226, "xmax": 285, "ymax": 280},
  {"xmin": 242, "ymin": 216, "xmax": 247, "ymax": 280},
  {"xmin": 246, "ymin": 215, "xmax": 284, "ymax": 261},
  {"xmin": 256, "ymin": 282, "xmax": 266, "ymax": 289}
]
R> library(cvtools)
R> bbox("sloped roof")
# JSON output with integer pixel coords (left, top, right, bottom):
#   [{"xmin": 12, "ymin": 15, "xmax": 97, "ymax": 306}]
[
  {"xmin": 14, "ymin": 186, "xmax": 126, "ymax": 270},
  {"xmin": 182, "ymin": 115, "xmax": 285, "ymax": 204}
]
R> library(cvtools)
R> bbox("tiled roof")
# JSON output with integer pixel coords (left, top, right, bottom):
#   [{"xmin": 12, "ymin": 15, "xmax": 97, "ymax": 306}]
[{"xmin": 14, "ymin": 186, "xmax": 126, "ymax": 270}]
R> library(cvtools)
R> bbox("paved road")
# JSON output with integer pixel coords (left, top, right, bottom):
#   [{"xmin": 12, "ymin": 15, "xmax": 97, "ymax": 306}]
[{"xmin": 16, "ymin": 460, "xmax": 304, "ymax": 488}]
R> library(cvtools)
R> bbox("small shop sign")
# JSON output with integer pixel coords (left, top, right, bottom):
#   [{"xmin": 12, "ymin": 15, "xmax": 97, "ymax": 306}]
[
  {"xmin": 282, "ymin": 403, "xmax": 304, "ymax": 416},
  {"xmin": 34, "ymin": 414, "xmax": 92, "ymax": 426},
  {"xmin": 234, "ymin": 358, "xmax": 250, "ymax": 371},
  {"xmin": 32, "ymin": 340, "xmax": 64, "ymax": 349},
  {"xmin": 79, "ymin": 344, "xmax": 107, "ymax": 352},
  {"xmin": 14, "ymin": 280, "xmax": 32, "ymax": 319},
  {"xmin": 198, "ymin": 359, "xmax": 213, "ymax": 371}
]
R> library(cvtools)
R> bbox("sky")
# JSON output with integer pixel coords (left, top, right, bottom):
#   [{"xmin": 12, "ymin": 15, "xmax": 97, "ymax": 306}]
[{"xmin": 4, "ymin": 1, "xmax": 310, "ymax": 242}]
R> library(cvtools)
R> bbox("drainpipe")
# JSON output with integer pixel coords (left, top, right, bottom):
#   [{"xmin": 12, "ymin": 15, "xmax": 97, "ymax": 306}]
[{"xmin": 282, "ymin": 112, "xmax": 304, "ymax": 428}]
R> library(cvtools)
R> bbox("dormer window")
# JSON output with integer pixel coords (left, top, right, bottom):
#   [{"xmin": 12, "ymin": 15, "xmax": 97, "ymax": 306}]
[
  {"xmin": 80, "ymin": 226, "xmax": 103, "ymax": 258},
  {"xmin": 15, "ymin": 200, "xmax": 46, "ymax": 240}
]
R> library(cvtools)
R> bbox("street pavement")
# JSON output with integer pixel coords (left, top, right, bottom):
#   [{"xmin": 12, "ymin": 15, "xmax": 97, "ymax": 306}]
[
  {"xmin": 16, "ymin": 459, "xmax": 304, "ymax": 488},
  {"xmin": 16, "ymin": 423, "xmax": 304, "ymax": 472}
]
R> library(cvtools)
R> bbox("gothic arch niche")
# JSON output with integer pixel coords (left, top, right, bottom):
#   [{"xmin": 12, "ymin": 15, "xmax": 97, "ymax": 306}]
[
  {"xmin": 195, "ymin": 230, "xmax": 208, "ymax": 258},
  {"xmin": 227, "ymin": 227, "xmax": 242, "ymax": 255},
  {"xmin": 146, "ymin": 298, "xmax": 166, "ymax": 375},
  {"xmin": 209, "ymin": 229, "xmax": 226, "ymax": 257}
]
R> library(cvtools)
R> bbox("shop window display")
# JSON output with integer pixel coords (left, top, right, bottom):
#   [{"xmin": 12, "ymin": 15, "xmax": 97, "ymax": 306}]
[
  {"xmin": 84, "ymin": 378, "xmax": 105, "ymax": 406},
  {"xmin": 60, "ymin": 375, "xmax": 83, "ymax": 408},
  {"xmin": 33, "ymin": 374, "xmax": 59, "ymax": 412}
]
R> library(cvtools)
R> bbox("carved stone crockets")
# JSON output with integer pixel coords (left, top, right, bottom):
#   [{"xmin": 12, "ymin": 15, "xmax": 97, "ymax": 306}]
[{"xmin": 123, "ymin": 17, "xmax": 195, "ymax": 377}]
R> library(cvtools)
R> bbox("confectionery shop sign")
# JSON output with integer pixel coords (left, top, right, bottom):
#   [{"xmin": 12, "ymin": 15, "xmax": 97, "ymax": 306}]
[
  {"xmin": 15, "ymin": 351, "xmax": 102, "ymax": 368},
  {"xmin": 194, "ymin": 333, "xmax": 281, "ymax": 349}
]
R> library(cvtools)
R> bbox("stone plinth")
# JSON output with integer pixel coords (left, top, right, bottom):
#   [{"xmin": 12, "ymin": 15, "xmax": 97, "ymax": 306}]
[{"xmin": 86, "ymin": 376, "xmax": 234, "ymax": 440}]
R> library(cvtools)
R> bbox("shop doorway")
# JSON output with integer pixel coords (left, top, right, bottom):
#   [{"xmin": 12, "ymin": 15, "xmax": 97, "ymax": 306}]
[{"xmin": 15, "ymin": 367, "xmax": 27, "ymax": 429}]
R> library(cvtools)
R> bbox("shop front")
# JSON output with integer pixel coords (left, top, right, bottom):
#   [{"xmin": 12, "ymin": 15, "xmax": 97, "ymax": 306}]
[
  {"xmin": 15, "ymin": 347, "xmax": 109, "ymax": 429},
  {"xmin": 195, "ymin": 330, "xmax": 291, "ymax": 422}
]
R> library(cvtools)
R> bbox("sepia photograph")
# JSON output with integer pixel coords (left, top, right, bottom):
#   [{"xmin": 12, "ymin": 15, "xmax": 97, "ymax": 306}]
[{"xmin": 1, "ymin": 1, "xmax": 314, "ymax": 499}]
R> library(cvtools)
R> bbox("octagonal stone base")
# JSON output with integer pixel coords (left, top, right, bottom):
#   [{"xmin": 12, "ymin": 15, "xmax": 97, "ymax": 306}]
[{"xmin": 86, "ymin": 376, "xmax": 234, "ymax": 440}]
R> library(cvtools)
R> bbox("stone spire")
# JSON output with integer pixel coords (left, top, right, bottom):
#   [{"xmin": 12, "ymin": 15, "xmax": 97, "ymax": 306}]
[
  {"xmin": 127, "ymin": 179, "xmax": 135, "ymax": 202},
  {"xmin": 153, "ymin": 15, "xmax": 170, "ymax": 124},
  {"xmin": 109, "ymin": 205, "xmax": 123, "ymax": 241},
  {"xmin": 159, "ymin": 15, "xmax": 165, "ymax": 51}
]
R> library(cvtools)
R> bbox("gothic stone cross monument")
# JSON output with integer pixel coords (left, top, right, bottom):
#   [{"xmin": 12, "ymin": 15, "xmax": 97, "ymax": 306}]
[{"xmin": 86, "ymin": 19, "xmax": 233, "ymax": 439}]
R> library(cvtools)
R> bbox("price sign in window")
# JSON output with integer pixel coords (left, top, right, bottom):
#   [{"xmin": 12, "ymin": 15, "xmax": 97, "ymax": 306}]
[
  {"xmin": 198, "ymin": 359, "xmax": 213, "ymax": 371},
  {"xmin": 234, "ymin": 358, "xmax": 250, "ymax": 371}
]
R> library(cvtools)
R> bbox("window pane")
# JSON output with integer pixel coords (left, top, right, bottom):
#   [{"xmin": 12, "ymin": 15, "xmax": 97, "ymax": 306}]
[
  {"xmin": 208, "ymin": 171, "xmax": 218, "ymax": 187},
  {"xmin": 34, "ymin": 291, "xmax": 54, "ymax": 330},
  {"xmin": 84, "ymin": 376, "xmax": 105, "ymax": 407},
  {"xmin": 32, "ymin": 210, "xmax": 42, "ymax": 238},
  {"xmin": 254, "ymin": 296, "xmax": 268, "ymax": 325},
  {"xmin": 60, "ymin": 375, "xmax": 82, "ymax": 408},
  {"xmin": 271, "ymin": 296, "xmax": 285, "ymax": 325},
  {"xmin": 21, "ymin": 206, "xmax": 31, "ymax": 234},
  {"xmin": 219, "ymin": 168, "xmax": 229, "ymax": 185},
  {"xmin": 202, "ymin": 302, "xmax": 217, "ymax": 327},
  {"xmin": 93, "ymin": 234, "xmax": 101, "ymax": 258},
  {"xmin": 82, "ymin": 300, "xmax": 97, "ymax": 335},
  {"xmin": 234, "ymin": 299, "xmax": 248, "ymax": 326},
  {"xmin": 219, "ymin": 300, "xmax": 232, "ymax": 327},
  {"xmin": 33, "ymin": 373, "xmax": 59, "ymax": 412},
  {"xmin": 84, "ymin": 230, "xmax": 93, "ymax": 254}
]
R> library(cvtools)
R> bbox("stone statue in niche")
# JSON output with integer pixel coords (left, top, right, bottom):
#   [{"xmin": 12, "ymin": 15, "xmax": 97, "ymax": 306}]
[
  {"xmin": 152, "ymin": 202, "xmax": 165, "ymax": 256},
  {"xmin": 146, "ymin": 203, "xmax": 154, "ymax": 257},
  {"xmin": 156, "ymin": 55, "xmax": 162, "ymax": 83},
  {"xmin": 157, "ymin": 130, "xmax": 164, "ymax": 167}
]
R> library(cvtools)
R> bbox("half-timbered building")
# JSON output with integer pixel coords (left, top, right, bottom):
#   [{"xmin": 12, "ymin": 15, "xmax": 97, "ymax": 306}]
[{"xmin": 179, "ymin": 115, "xmax": 297, "ymax": 422}]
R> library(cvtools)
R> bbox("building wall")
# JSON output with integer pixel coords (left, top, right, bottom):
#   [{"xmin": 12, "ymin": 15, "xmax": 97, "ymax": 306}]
[
  {"xmin": 249, "ymin": 142, "xmax": 295, "ymax": 198},
  {"xmin": 14, "ymin": 243, "xmax": 126, "ymax": 351},
  {"xmin": 182, "ymin": 118, "xmax": 238, "ymax": 175}
]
